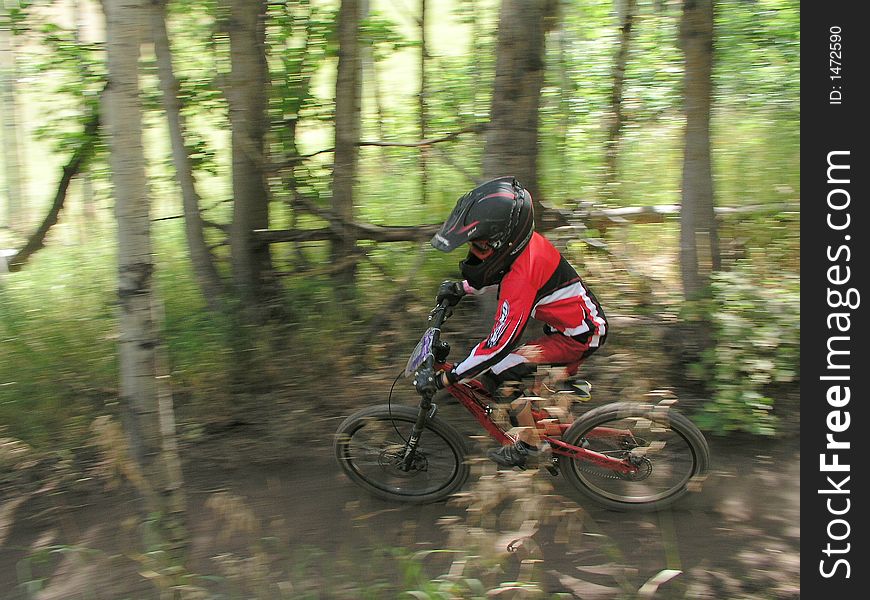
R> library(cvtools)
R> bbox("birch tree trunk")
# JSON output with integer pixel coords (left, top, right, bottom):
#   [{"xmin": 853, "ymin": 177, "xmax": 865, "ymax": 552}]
[
  {"xmin": 151, "ymin": 0, "xmax": 225, "ymax": 312},
  {"xmin": 103, "ymin": 0, "xmax": 184, "ymax": 545},
  {"xmin": 0, "ymin": 0, "xmax": 25, "ymax": 230},
  {"xmin": 332, "ymin": 0, "xmax": 362, "ymax": 297},
  {"xmin": 678, "ymin": 0, "xmax": 720, "ymax": 300}
]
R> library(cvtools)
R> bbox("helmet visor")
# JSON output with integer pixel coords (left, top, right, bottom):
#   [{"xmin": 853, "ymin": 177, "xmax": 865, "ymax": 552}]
[{"xmin": 430, "ymin": 198, "xmax": 479, "ymax": 252}]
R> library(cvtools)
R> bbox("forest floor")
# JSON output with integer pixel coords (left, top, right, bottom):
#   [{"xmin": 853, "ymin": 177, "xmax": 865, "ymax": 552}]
[{"xmin": 0, "ymin": 317, "xmax": 801, "ymax": 599}]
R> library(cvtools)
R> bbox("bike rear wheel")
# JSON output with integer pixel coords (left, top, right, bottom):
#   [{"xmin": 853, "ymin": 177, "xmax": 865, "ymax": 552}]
[
  {"xmin": 560, "ymin": 402, "xmax": 709, "ymax": 512},
  {"xmin": 335, "ymin": 405, "xmax": 469, "ymax": 504}
]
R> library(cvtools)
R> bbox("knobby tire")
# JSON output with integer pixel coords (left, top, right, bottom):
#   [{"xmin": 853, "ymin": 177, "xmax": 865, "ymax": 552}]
[
  {"xmin": 334, "ymin": 405, "xmax": 469, "ymax": 504},
  {"xmin": 560, "ymin": 402, "xmax": 710, "ymax": 512}
]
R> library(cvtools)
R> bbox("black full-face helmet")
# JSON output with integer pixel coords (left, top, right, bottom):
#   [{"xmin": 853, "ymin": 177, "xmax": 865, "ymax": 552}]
[{"xmin": 431, "ymin": 176, "xmax": 535, "ymax": 288}]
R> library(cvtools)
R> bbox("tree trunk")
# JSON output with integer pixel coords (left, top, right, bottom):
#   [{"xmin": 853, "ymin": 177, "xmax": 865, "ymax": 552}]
[
  {"xmin": 0, "ymin": 0, "xmax": 25, "ymax": 231},
  {"xmin": 483, "ymin": 0, "xmax": 555, "ymax": 228},
  {"xmin": 678, "ymin": 0, "xmax": 720, "ymax": 300},
  {"xmin": 151, "ymin": 0, "xmax": 225, "ymax": 312},
  {"xmin": 227, "ymin": 0, "xmax": 275, "ymax": 307},
  {"xmin": 418, "ymin": 0, "xmax": 429, "ymax": 204},
  {"xmin": 477, "ymin": 0, "xmax": 555, "ymax": 325},
  {"xmin": 276, "ymin": 0, "xmax": 321, "ymax": 272},
  {"xmin": 103, "ymin": 0, "xmax": 184, "ymax": 546},
  {"xmin": 332, "ymin": 0, "xmax": 362, "ymax": 298},
  {"xmin": 602, "ymin": 0, "xmax": 638, "ymax": 201}
]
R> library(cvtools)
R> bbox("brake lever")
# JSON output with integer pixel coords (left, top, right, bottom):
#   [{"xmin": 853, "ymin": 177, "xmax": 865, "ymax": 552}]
[{"xmin": 427, "ymin": 302, "xmax": 453, "ymax": 324}]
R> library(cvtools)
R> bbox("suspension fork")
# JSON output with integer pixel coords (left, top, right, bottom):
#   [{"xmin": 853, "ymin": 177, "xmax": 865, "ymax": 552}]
[
  {"xmin": 401, "ymin": 300, "xmax": 450, "ymax": 470},
  {"xmin": 401, "ymin": 395, "xmax": 437, "ymax": 469}
]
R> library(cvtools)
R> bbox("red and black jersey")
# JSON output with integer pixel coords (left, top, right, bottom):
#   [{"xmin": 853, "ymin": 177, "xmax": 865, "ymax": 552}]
[{"xmin": 452, "ymin": 232, "xmax": 607, "ymax": 382}]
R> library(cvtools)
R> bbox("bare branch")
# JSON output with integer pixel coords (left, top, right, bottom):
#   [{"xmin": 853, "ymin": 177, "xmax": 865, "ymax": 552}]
[
  {"xmin": 265, "ymin": 147, "xmax": 337, "ymax": 173},
  {"xmin": 358, "ymin": 123, "xmax": 485, "ymax": 148},
  {"xmin": 265, "ymin": 123, "xmax": 486, "ymax": 173},
  {"xmin": 5, "ymin": 114, "xmax": 100, "ymax": 273},
  {"xmin": 151, "ymin": 215, "xmax": 229, "ymax": 233},
  {"xmin": 292, "ymin": 191, "xmax": 440, "ymax": 241},
  {"xmin": 255, "ymin": 223, "xmax": 439, "ymax": 245}
]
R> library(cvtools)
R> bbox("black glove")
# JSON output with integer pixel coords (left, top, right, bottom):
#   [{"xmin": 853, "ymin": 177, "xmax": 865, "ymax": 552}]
[
  {"xmin": 436, "ymin": 280, "xmax": 466, "ymax": 307},
  {"xmin": 413, "ymin": 365, "xmax": 444, "ymax": 396}
]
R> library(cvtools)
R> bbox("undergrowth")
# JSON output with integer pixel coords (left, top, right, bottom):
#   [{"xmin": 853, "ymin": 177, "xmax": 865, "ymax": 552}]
[
  {"xmin": 687, "ymin": 262, "xmax": 800, "ymax": 436},
  {"xmin": 1, "ymin": 211, "xmax": 799, "ymax": 449}
]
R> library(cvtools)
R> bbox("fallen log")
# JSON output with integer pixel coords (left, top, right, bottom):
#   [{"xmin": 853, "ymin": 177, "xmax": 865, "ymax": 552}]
[{"xmin": 254, "ymin": 202, "xmax": 799, "ymax": 245}]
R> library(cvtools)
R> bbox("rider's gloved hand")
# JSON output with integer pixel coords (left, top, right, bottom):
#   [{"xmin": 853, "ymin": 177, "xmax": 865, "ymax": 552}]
[
  {"xmin": 413, "ymin": 366, "xmax": 442, "ymax": 396},
  {"xmin": 436, "ymin": 280, "xmax": 466, "ymax": 307}
]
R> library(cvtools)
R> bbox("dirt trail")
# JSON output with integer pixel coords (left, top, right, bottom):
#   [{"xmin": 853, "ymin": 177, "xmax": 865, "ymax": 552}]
[{"xmin": 0, "ymin": 427, "xmax": 799, "ymax": 599}]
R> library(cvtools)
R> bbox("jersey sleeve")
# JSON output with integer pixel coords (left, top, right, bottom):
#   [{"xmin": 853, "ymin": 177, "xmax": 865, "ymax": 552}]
[{"xmin": 452, "ymin": 274, "xmax": 536, "ymax": 382}]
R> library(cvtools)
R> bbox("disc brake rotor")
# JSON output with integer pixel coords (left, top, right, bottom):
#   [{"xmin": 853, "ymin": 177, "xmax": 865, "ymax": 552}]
[
  {"xmin": 378, "ymin": 445, "xmax": 428, "ymax": 478},
  {"xmin": 620, "ymin": 455, "xmax": 653, "ymax": 481}
]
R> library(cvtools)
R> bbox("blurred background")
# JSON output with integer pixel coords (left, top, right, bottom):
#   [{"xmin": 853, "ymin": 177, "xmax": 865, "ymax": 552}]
[{"xmin": 1, "ymin": 0, "xmax": 799, "ymax": 598}]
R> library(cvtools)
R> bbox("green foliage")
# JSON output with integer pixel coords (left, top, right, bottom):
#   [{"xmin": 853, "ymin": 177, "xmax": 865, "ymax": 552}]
[
  {"xmin": 14, "ymin": 13, "xmax": 105, "ymax": 151},
  {"xmin": 716, "ymin": 0, "xmax": 800, "ymax": 114},
  {"xmin": 0, "ymin": 226, "xmax": 226, "ymax": 448},
  {"xmin": 153, "ymin": 228, "xmax": 236, "ymax": 404},
  {"xmin": 713, "ymin": 0, "xmax": 800, "ymax": 208},
  {"xmin": 1, "ymin": 0, "xmax": 801, "ymax": 445},
  {"xmin": 0, "ymin": 239, "xmax": 118, "ymax": 448},
  {"xmin": 1, "ymin": 0, "xmax": 34, "ymax": 34},
  {"xmin": 689, "ymin": 266, "xmax": 799, "ymax": 436}
]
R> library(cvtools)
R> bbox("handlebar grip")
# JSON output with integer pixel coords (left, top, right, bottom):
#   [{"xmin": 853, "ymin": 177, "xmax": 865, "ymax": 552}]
[{"xmin": 428, "ymin": 303, "xmax": 449, "ymax": 329}]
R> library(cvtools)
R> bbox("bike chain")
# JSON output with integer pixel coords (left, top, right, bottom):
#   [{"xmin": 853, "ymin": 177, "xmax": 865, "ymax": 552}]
[
  {"xmin": 576, "ymin": 453, "xmax": 653, "ymax": 481},
  {"xmin": 577, "ymin": 463, "xmax": 628, "ymax": 480}
]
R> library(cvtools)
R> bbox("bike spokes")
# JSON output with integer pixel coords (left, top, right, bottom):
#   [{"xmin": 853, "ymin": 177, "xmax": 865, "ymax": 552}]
[
  {"xmin": 564, "ymin": 410, "xmax": 704, "ymax": 508},
  {"xmin": 575, "ymin": 424, "xmax": 692, "ymax": 497},
  {"xmin": 338, "ymin": 413, "xmax": 463, "ymax": 499}
]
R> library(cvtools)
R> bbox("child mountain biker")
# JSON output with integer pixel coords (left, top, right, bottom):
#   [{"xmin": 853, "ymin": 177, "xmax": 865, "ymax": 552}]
[{"xmin": 413, "ymin": 176, "xmax": 608, "ymax": 469}]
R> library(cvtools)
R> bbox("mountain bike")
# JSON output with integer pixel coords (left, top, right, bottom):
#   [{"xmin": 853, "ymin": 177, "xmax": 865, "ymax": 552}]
[{"xmin": 335, "ymin": 301, "xmax": 710, "ymax": 511}]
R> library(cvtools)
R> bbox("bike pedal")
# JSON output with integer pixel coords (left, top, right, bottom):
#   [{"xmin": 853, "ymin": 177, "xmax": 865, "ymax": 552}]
[{"xmin": 545, "ymin": 461, "xmax": 559, "ymax": 476}]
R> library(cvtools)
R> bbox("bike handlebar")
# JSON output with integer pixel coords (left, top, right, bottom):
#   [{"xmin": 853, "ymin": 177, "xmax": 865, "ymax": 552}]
[
  {"xmin": 420, "ymin": 300, "xmax": 451, "ymax": 371},
  {"xmin": 413, "ymin": 300, "xmax": 453, "ymax": 396},
  {"xmin": 428, "ymin": 299, "xmax": 453, "ymax": 331}
]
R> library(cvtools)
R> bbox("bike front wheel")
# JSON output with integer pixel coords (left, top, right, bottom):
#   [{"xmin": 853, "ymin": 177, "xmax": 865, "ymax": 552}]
[
  {"xmin": 560, "ymin": 402, "xmax": 710, "ymax": 512},
  {"xmin": 334, "ymin": 405, "xmax": 469, "ymax": 504}
]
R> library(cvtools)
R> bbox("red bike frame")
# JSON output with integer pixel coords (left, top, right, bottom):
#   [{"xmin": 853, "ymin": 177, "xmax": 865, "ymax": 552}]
[{"xmin": 436, "ymin": 361, "xmax": 640, "ymax": 476}]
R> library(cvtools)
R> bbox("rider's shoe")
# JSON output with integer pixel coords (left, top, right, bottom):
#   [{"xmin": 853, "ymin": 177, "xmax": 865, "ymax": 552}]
[
  {"xmin": 556, "ymin": 378, "xmax": 592, "ymax": 400},
  {"xmin": 488, "ymin": 441, "xmax": 549, "ymax": 469}
]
